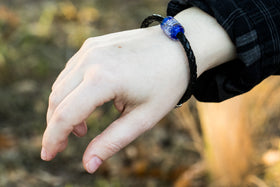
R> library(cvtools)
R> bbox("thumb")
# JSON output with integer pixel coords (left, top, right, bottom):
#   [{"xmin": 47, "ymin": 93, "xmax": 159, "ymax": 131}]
[{"xmin": 82, "ymin": 103, "xmax": 163, "ymax": 174}]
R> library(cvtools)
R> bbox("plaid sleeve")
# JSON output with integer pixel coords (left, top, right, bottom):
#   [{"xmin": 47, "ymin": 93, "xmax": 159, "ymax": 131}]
[{"xmin": 167, "ymin": 0, "xmax": 280, "ymax": 102}]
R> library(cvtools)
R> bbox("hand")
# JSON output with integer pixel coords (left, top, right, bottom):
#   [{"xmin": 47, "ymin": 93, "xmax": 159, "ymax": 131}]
[
  {"xmin": 41, "ymin": 7, "xmax": 236, "ymax": 174},
  {"xmin": 41, "ymin": 26, "xmax": 189, "ymax": 173}
]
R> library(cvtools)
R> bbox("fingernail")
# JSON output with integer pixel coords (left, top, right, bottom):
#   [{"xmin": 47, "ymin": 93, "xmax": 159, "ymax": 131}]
[
  {"xmin": 86, "ymin": 156, "xmax": 103, "ymax": 174},
  {"xmin": 41, "ymin": 147, "xmax": 48, "ymax": 161}
]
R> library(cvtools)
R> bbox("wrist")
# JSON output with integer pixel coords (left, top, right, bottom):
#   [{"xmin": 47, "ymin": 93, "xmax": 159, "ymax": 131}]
[{"xmin": 174, "ymin": 7, "xmax": 236, "ymax": 76}]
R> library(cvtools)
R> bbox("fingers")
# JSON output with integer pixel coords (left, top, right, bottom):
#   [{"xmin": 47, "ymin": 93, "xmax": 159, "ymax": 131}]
[
  {"xmin": 51, "ymin": 37, "xmax": 105, "ymax": 91},
  {"xmin": 47, "ymin": 69, "xmax": 83, "ymax": 123},
  {"xmin": 51, "ymin": 51, "xmax": 81, "ymax": 91},
  {"xmin": 42, "ymin": 76, "xmax": 115, "ymax": 161},
  {"xmin": 82, "ymin": 104, "xmax": 161, "ymax": 174},
  {"xmin": 51, "ymin": 38, "xmax": 94, "ymax": 91},
  {"xmin": 73, "ymin": 121, "xmax": 87, "ymax": 137},
  {"xmin": 47, "ymin": 44, "xmax": 105, "ymax": 123}
]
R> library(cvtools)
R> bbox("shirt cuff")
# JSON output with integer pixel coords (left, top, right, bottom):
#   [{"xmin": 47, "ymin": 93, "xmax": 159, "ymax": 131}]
[{"xmin": 167, "ymin": 0, "xmax": 280, "ymax": 102}]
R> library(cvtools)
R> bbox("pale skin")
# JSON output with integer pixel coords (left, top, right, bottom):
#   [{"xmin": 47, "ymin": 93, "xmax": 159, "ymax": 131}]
[{"xmin": 41, "ymin": 7, "xmax": 236, "ymax": 174}]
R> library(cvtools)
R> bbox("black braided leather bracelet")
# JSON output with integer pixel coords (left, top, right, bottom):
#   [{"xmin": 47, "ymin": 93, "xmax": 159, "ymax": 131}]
[{"xmin": 141, "ymin": 14, "xmax": 197, "ymax": 107}]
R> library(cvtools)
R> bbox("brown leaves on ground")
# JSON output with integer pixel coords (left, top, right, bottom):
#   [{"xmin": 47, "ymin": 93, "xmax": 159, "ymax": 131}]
[
  {"xmin": 0, "ymin": 6, "xmax": 19, "ymax": 38},
  {"xmin": 0, "ymin": 132, "xmax": 16, "ymax": 150}
]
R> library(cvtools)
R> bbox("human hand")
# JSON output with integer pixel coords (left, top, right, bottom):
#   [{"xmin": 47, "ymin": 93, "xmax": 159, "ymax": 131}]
[
  {"xmin": 41, "ymin": 7, "xmax": 236, "ymax": 174},
  {"xmin": 41, "ymin": 25, "xmax": 190, "ymax": 173}
]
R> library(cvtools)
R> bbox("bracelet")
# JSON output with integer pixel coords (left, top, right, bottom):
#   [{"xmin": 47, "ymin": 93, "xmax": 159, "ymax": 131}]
[{"xmin": 141, "ymin": 15, "xmax": 197, "ymax": 108}]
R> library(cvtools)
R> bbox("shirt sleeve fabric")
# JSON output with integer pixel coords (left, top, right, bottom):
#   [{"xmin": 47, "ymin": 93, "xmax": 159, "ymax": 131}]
[{"xmin": 167, "ymin": 0, "xmax": 280, "ymax": 102}]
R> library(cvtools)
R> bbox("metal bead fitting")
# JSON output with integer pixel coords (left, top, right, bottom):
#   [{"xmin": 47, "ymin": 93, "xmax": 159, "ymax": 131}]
[{"xmin": 160, "ymin": 16, "xmax": 185, "ymax": 40}]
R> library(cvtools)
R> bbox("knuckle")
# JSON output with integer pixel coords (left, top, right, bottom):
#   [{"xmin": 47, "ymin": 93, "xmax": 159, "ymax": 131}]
[
  {"xmin": 65, "ymin": 58, "xmax": 73, "ymax": 68},
  {"xmin": 103, "ymin": 141, "xmax": 122, "ymax": 156},
  {"xmin": 48, "ymin": 92, "xmax": 60, "ymax": 109},
  {"xmin": 51, "ymin": 81, "xmax": 59, "ymax": 91},
  {"xmin": 52, "ymin": 107, "xmax": 68, "ymax": 125},
  {"xmin": 84, "ymin": 65, "xmax": 101, "ymax": 79},
  {"xmin": 51, "ymin": 84, "xmax": 56, "ymax": 91},
  {"xmin": 76, "ymin": 49, "xmax": 96, "ymax": 68},
  {"xmin": 87, "ymin": 66, "xmax": 117, "ymax": 86},
  {"xmin": 84, "ymin": 65, "xmax": 106, "ymax": 81},
  {"xmin": 82, "ymin": 37, "xmax": 95, "ymax": 49}
]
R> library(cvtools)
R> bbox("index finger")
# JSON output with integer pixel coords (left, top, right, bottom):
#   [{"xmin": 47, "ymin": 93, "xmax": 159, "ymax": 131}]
[{"xmin": 41, "ymin": 77, "xmax": 115, "ymax": 161}]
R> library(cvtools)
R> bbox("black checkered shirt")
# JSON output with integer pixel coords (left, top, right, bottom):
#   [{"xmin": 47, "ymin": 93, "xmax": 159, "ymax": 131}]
[{"xmin": 167, "ymin": 0, "xmax": 280, "ymax": 102}]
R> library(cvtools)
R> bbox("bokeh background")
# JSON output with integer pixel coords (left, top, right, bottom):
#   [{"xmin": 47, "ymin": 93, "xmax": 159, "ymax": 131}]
[{"xmin": 1, "ymin": 0, "xmax": 280, "ymax": 187}]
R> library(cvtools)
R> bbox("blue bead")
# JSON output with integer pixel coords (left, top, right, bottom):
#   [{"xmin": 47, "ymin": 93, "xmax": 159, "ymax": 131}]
[{"xmin": 160, "ymin": 16, "xmax": 185, "ymax": 40}]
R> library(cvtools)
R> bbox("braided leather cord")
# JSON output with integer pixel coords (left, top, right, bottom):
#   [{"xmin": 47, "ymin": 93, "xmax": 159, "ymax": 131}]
[
  {"xmin": 176, "ymin": 32, "xmax": 197, "ymax": 105},
  {"xmin": 141, "ymin": 15, "xmax": 197, "ymax": 107},
  {"xmin": 140, "ymin": 14, "xmax": 164, "ymax": 28}
]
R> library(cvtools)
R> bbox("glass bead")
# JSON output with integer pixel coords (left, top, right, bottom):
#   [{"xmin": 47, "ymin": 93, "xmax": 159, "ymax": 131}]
[{"xmin": 160, "ymin": 16, "xmax": 185, "ymax": 40}]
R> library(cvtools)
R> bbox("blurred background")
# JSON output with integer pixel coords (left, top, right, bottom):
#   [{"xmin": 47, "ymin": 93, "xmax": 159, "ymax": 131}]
[{"xmin": 1, "ymin": 0, "xmax": 280, "ymax": 186}]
